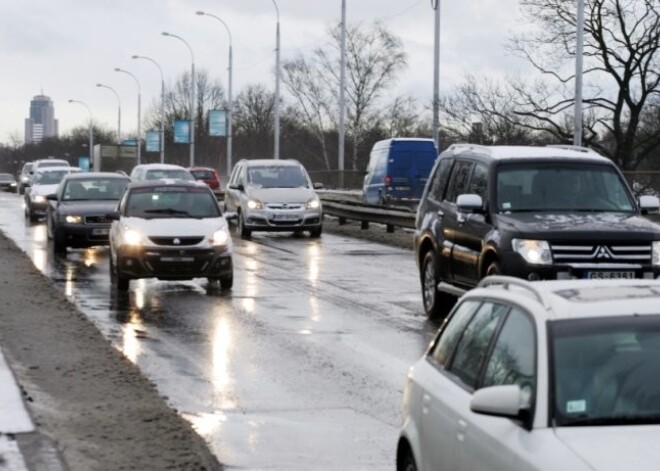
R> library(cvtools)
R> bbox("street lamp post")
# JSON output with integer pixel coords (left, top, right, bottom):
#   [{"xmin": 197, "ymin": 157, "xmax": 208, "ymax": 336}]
[
  {"xmin": 132, "ymin": 55, "xmax": 166, "ymax": 163},
  {"xmin": 196, "ymin": 10, "xmax": 234, "ymax": 176},
  {"xmin": 574, "ymin": 0, "xmax": 585, "ymax": 147},
  {"xmin": 272, "ymin": 0, "xmax": 281, "ymax": 160},
  {"xmin": 68, "ymin": 99, "xmax": 94, "ymax": 168},
  {"xmin": 338, "ymin": 0, "xmax": 347, "ymax": 186},
  {"xmin": 114, "ymin": 67, "xmax": 142, "ymax": 165},
  {"xmin": 162, "ymin": 32, "xmax": 196, "ymax": 167},
  {"xmin": 96, "ymin": 83, "xmax": 121, "ymax": 144},
  {"xmin": 431, "ymin": 0, "xmax": 441, "ymax": 148}
]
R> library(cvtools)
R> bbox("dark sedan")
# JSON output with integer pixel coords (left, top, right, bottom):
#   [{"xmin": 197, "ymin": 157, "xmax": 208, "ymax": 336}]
[
  {"xmin": 0, "ymin": 173, "xmax": 17, "ymax": 192},
  {"xmin": 46, "ymin": 172, "xmax": 130, "ymax": 253}
]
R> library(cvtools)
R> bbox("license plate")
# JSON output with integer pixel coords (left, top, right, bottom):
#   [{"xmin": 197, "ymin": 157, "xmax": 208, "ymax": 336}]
[
  {"xmin": 271, "ymin": 214, "xmax": 299, "ymax": 221},
  {"xmin": 586, "ymin": 271, "xmax": 635, "ymax": 279},
  {"xmin": 92, "ymin": 228, "xmax": 109, "ymax": 235},
  {"xmin": 160, "ymin": 256, "xmax": 194, "ymax": 262}
]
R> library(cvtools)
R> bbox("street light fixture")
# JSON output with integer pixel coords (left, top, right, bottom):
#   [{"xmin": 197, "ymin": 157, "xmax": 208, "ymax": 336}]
[
  {"xmin": 96, "ymin": 83, "xmax": 121, "ymax": 144},
  {"xmin": 431, "ymin": 0, "xmax": 441, "ymax": 149},
  {"xmin": 196, "ymin": 10, "xmax": 234, "ymax": 175},
  {"xmin": 271, "ymin": 0, "xmax": 281, "ymax": 160},
  {"xmin": 162, "ymin": 31, "xmax": 196, "ymax": 167},
  {"xmin": 115, "ymin": 67, "xmax": 142, "ymax": 165},
  {"xmin": 68, "ymin": 99, "xmax": 94, "ymax": 168},
  {"xmin": 338, "ymin": 0, "xmax": 347, "ymax": 185},
  {"xmin": 574, "ymin": 0, "xmax": 585, "ymax": 146},
  {"xmin": 132, "ymin": 54, "xmax": 166, "ymax": 163}
]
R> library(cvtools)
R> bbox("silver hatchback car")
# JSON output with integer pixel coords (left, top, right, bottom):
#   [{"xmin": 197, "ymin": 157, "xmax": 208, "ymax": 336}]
[{"xmin": 224, "ymin": 159, "xmax": 323, "ymax": 239}]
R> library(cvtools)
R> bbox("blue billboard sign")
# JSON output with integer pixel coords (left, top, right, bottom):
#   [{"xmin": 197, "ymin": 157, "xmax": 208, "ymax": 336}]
[
  {"xmin": 174, "ymin": 119, "xmax": 191, "ymax": 144},
  {"xmin": 78, "ymin": 156, "xmax": 91, "ymax": 172},
  {"xmin": 146, "ymin": 131, "xmax": 161, "ymax": 152},
  {"xmin": 209, "ymin": 110, "xmax": 227, "ymax": 137}
]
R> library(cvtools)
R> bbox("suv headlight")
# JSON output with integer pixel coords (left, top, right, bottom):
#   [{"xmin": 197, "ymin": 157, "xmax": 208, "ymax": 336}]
[
  {"xmin": 212, "ymin": 229, "xmax": 230, "ymax": 246},
  {"xmin": 653, "ymin": 241, "xmax": 660, "ymax": 266},
  {"xmin": 247, "ymin": 198, "xmax": 263, "ymax": 210},
  {"xmin": 65, "ymin": 215, "xmax": 82, "ymax": 224},
  {"xmin": 123, "ymin": 229, "xmax": 143, "ymax": 246},
  {"xmin": 512, "ymin": 239, "xmax": 552, "ymax": 265},
  {"xmin": 306, "ymin": 196, "xmax": 321, "ymax": 210},
  {"xmin": 32, "ymin": 195, "xmax": 46, "ymax": 203}
]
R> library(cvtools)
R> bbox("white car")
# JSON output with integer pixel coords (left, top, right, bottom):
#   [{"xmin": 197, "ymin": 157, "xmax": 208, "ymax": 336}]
[
  {"xmin": 129, "ymin": 163, "xmax": 195, "ymax": 182},
  {"xmin": 224, "ymin": 159, "xmax": 323, "ymax": 239},
  {"xmin": 24, "ymin": 166, "xmax": 81, "ymax": 222},
  {"xmin": 108, "ymin": 179, "xmax": 233, "ymax": 292},
  {"xmin": 398, "ymin": 276, "xmax": 660, "ymax": 471}
]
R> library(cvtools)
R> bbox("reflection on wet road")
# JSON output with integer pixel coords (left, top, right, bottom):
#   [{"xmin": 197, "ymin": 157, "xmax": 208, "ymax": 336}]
[{"xmin": 0, "ymin": 191, "xmax": 439, "ymax": 470}]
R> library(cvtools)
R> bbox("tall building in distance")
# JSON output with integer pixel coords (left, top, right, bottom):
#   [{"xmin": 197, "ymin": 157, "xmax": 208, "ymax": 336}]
[{"xmin": 24, "ymin": 93, "xmax": 58, "ymax": 144}]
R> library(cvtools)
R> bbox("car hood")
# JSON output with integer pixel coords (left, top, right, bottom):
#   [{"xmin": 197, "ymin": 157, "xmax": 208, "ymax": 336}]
[
  {"xmin": 496, "ymin": 212, "xmax": 660, "ymax": 240},
  {"xmin": 120, "ymin": 216, "xmax": 229, "ymax": 236},
  {"xmin": 31, "ymin": 184, "xmax": 59, "ymax": 196},
  {"xmin": 58, "ymin": 200, "xmax": 119, "ymax": 215},
  {"xmin": 555, "ymin": 426, "xmax": 660, "ymax": 470},
  {"xmin": 247, "ymin": 187, "xmax": 316, "ymax": 204}
]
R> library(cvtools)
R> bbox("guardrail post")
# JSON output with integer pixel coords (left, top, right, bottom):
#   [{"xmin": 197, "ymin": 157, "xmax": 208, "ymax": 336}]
[
  {"xmin": 361, "ymin": 220, "xmax": 369, "ymax": 230},
  {"xmin": 386, "ymin": 224, "xmax": 394, "ymax": 233}
]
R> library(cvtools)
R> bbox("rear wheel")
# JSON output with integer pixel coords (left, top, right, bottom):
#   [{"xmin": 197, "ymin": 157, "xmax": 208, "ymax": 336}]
[{"xmin": 421, "ymin": 250, "xmax": 454, "ymax": 319}]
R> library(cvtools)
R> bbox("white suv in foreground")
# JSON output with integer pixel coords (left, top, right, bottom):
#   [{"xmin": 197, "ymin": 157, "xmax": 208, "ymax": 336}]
[{"xmin": 398, "ymin": 276, "xmax": 660, "ymax": 471}]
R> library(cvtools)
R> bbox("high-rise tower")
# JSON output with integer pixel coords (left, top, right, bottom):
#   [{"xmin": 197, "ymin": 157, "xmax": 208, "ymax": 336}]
[{"xmin": 24, "ymin": 94, "xmax": 58, "ymax": 144}]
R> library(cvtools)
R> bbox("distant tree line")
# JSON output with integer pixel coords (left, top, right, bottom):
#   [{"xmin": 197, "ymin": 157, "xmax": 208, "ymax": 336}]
[{"xmin": 2, "ymin": 1, "xmax": 659, "ymax": 183}]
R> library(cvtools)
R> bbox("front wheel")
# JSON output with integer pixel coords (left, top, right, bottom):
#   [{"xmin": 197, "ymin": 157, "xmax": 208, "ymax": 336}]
[
  {"xmin": 420, "ymin": 250, "xmax": 454, "ymax": 319},
  {"xmin": 238, "ymin": 211, "xmax": 251, "ymax": 239},
  {"xmin": 485, "ymin": 260, "xmax": 501, "ymax": 277},
  {"xmin": 309, "ymin": 226, "xmax": 322, "ymax": 238},
  {"xmin": 397, "ymin": 444, "xmax": 417, "ymax": 471},
  {"xmin": 110, "ymin": 253, "xmax": 129, "ymax": 291}
]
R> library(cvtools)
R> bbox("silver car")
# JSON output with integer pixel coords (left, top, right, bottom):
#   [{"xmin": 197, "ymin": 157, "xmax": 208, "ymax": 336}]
[{"xmin": 224, "ymin": 159, "xmax": 323, "ymax": 239}]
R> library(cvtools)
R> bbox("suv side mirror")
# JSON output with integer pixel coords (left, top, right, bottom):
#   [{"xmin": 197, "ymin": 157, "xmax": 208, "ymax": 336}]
[
  {"xmin": 313, "ymin": 182, "xmax": 324, "ymax": 190},
  {"xmin": 470, "ymin": 384, "xmax": 532, "ymax": 428},
  {"xmin": 457, "ymin": 194, "xmax": 484, "ymax": 213},
  {"xmin": 639, "ymin": 195, "xmax": 660, "ymax": 215}
]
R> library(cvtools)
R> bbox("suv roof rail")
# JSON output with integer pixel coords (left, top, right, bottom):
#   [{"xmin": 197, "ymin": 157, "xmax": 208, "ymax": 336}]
[
  {"xmin": 545, "ymin": 144, "xmax": 595, "ymax": 154},
  {"xmin": 477, "ymin": 275, "xmax": 551, "ymax": 309}
]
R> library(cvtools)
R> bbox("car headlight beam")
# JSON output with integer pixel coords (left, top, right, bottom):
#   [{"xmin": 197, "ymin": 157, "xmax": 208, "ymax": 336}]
[
  {"xmin": 212, "ymin": 229, "xmax": 230, "ymax": 246},
  {"xmin": 512, "ymin": 239, "xmax": 552, "ymax": 265},
  {"xmin": 65, "ymin": 215, "xmax": 83, "ymax": 224},
  {"xmin": 247, "ymin": 199, "xmax": 263, "ymax": 210},
  {"xmin": 307, "ymin": 197, "xmax": 321, "ymax": 210},
  {"xmin": 123, "ymin": 229, "xmax": 143, "ymax": 246}
]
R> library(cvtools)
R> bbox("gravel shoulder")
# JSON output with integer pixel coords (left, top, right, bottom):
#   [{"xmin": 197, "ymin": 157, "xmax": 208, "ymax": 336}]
[{"xmin": 0, "ymin": 231, "xmax": 221, "ymax": 471}]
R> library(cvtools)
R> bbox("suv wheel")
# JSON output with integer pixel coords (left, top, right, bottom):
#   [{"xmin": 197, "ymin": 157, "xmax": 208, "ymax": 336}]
[
  {"xmin": 485, "ymin": 260, "xmax": 501, "ymax": 277},
  {"xmin": 421, "ymin": 250, "xmax": 453, "ymax": 319},
  {"xmin": 110, "ymin": 253, "xmax": 129, "ymax": 291},
  {"xmin": 309, "ymin": 226, "xmax": 322, "ymax": 238}
]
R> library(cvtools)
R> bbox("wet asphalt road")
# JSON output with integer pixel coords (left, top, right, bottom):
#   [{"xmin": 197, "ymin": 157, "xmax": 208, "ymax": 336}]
[{"xmin": 0, "ymin": 190, "xmax": 439, "ymax": 470}]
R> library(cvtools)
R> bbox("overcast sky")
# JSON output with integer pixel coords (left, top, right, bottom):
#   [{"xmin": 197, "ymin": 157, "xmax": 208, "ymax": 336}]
[{"xmin": 0, "ymin": 0, "xmax": 529, "ymax": 144}]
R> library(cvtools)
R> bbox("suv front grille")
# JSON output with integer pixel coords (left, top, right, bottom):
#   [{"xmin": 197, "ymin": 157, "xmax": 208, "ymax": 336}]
[
  {"xmin": 551, "ymin": 243, "xmax": 651, "ymax": 264},
  {"xmin": 148, "ymin": 236, "xmax": 205, "ymax": 246},
  {"xmin": 85, "ymin": 215, "xmax": 111, "ymax": 224},
  {"xmin": 265, "ymin": 203, "xmax": 304, "ymax": 210}
]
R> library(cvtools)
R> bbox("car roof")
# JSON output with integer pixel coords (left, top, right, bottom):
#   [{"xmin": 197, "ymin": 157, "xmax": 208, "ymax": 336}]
[
  {"xmin": 34, "ymin": 158, "xmax": 69, "ymax": 164},
  {"xmin": 443, "ymin": 144, "xmax": 609, "ymax": 163},
  {"xmin": 134, "ymin": 163, "xmax": 188, "ymax": 170},
  {"xmin": 35, "ymin": 166, "xmax": 79, "ymax": 173},
  {"xmin": 469, "ymin": 276, "xmax": 660, "ymax": 322},
  {"xmin": 63, "ymin": 172, "xmax": 130, "ymax": 180},
  {"xmin": 241, "ymin": 159, "xmax": 302, "ymax": 167},
  {"xmin": 188, "ymin": 166, "xmax": 216, "ymax": 171},
  {"xmin": 125, "ymin": 179, "xmax": 209, "ymax": 190}
]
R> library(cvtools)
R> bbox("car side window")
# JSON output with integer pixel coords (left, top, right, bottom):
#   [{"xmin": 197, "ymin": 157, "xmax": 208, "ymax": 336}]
[
  {"xmin": 448, "ymin": 301, "xmax": 508, "ymax": 389},
  {"xmin": 428, "ymin": 158, "xmax": 454, "ymax": 202},
  {"xmin": 429, "ymin": 299, "xmax": 481, "ymax": 367},
  {"xmin": 468, "ymin": 163, "xmax": 488, "ymax": 201},
  {"xmin": 445, "ymin": 160, "xmax": 474, "ymax": 203},
  {"xmin": 482, "ymin": 307, "xmax": 536, "ymax": 391}
]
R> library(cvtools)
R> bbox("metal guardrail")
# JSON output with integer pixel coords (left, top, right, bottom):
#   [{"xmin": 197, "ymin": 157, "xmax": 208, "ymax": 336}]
[{"xmin": 216, "ymin": 189, "xmax": 416, "ymax": 233}]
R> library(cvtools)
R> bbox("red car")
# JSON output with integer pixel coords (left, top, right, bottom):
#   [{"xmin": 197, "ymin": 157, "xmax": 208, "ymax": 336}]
[{"xmin": 188, "ymin": 167, "xmax": 221, "ymax": 191}]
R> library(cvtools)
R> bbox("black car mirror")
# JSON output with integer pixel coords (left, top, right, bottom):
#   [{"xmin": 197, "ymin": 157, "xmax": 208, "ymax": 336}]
[
  {"xmin": 313, "ymin": 182, "xmax": 325, "ymax": 190},
  {"xmin": 46, "ymin": 193, "xmax": 58, "ymax": 201}
]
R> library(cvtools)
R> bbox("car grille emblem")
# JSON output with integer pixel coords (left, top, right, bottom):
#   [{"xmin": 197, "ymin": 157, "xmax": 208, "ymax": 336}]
[
  {"xmin": 173, "ymin": 238, "xmax": 181, "ymax": 245},
  {"xmin": 594, "ymin": 246, "xmax": 613, "ymax": 259}
]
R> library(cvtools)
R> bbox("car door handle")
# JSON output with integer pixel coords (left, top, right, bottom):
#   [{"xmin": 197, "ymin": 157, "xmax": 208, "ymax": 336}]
[
  {"xmin": 422, "ymin": 393, "xmax": 431, "ymax": 414},
  {"xmin": 457, "ymin": 419, "xmax": 468, "ymax": 442}
]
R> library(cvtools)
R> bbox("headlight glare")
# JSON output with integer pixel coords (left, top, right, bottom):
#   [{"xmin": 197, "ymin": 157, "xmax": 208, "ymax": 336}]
[
  {"xmin": 512, "ymin": 239, "xmax": 552, "ymax": 265},
  {"xmin": 652, "ymin": 241, "xmax": 660, "ymax": 266},
  {"xmin": 247, "ymin": 199, "xmax": 262, "ymax": 210},
  {"xmin": 123, "ymin": 229, "xmax": 143, "ymax": 246},
  {"xmin": 306, "ymin": 197, "xmax": 321, "ymax": 210},
  {"xmin": 212, "ymin": 229, "xmax": 230, "ymax": 246},
  {"xmin": 65, "ymin": 215, "xmax": 82, "ymax": 224}
]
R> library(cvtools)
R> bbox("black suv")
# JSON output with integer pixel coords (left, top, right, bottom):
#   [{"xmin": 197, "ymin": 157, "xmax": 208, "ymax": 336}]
[{"xmin": 414, "ymin": 144, "xmax": 660, "ymax": 318}]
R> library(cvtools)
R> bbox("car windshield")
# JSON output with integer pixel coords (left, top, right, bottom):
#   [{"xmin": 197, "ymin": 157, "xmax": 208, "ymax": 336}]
[
  {"xmin": 191, "ymin": 170, "xmax": 215, "ymax": 179},
  {"xmin": 496, "ymin": 163, "xmax": 635, "ymax": 213},
  {"xmin": 550, "ymin": 315, "xmax": 660, "ymax": 426},
  {"xmin": 63, "ymin": 178, "xmax": 129, "ymax": 201},
  {"xmin": 247, "ymin": 165, "xmax": 309, "ymax": 188},
  {"xmin": 145, "ymin": 169, "xmax": 195, "ymax": 182},
  {"xmin": 35, "ymin": 170, "xmax": 71, "ymax": 185},
  {"xmin": 126, "ymin": 187, "xmax": 220, "ymax": 219}
]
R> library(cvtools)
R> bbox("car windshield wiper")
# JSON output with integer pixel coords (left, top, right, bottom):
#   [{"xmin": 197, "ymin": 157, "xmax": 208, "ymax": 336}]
[
  {"xmin": 561, "ymin": 414, "xmax": 660, "ymax": 426},
  {"xmin": 143, "ymin": 208, "xmax": 192, "ymax": 217}
]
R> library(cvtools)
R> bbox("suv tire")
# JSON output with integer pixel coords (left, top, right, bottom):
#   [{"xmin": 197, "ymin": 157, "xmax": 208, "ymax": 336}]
[
  {"xmin": 421, "ymin": 250, "xmax": 454, "ymax": 319},
  {"xmin": 238, "ymin": 211, "xmax": 251, "ymax": 239},
  {"xmin": 110, "ymin": 254, "xmax": 130, "ymax": 291}
]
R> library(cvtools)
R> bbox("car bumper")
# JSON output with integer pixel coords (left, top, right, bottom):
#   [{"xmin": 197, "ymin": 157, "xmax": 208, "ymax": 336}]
[
  {"xmin": 244, "ymin": 210, "xmax": 323, "ymax": 232},
  {"xmin": 57, "ymin": 224, "xmax": 111, "ymax": 248},
  {"xmin": 116, "ymin": 245, "xmax": 233, "ymax": 281}
]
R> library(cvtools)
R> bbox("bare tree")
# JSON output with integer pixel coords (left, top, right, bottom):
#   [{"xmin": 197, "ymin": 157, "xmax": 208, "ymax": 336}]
[
  {"xmin": 232, "ymin": 85, "xmax": 275, "ymax": 158},
  {"xmin": 508, "ymin": 0, "xmax": 660, "ymax": 169}
]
